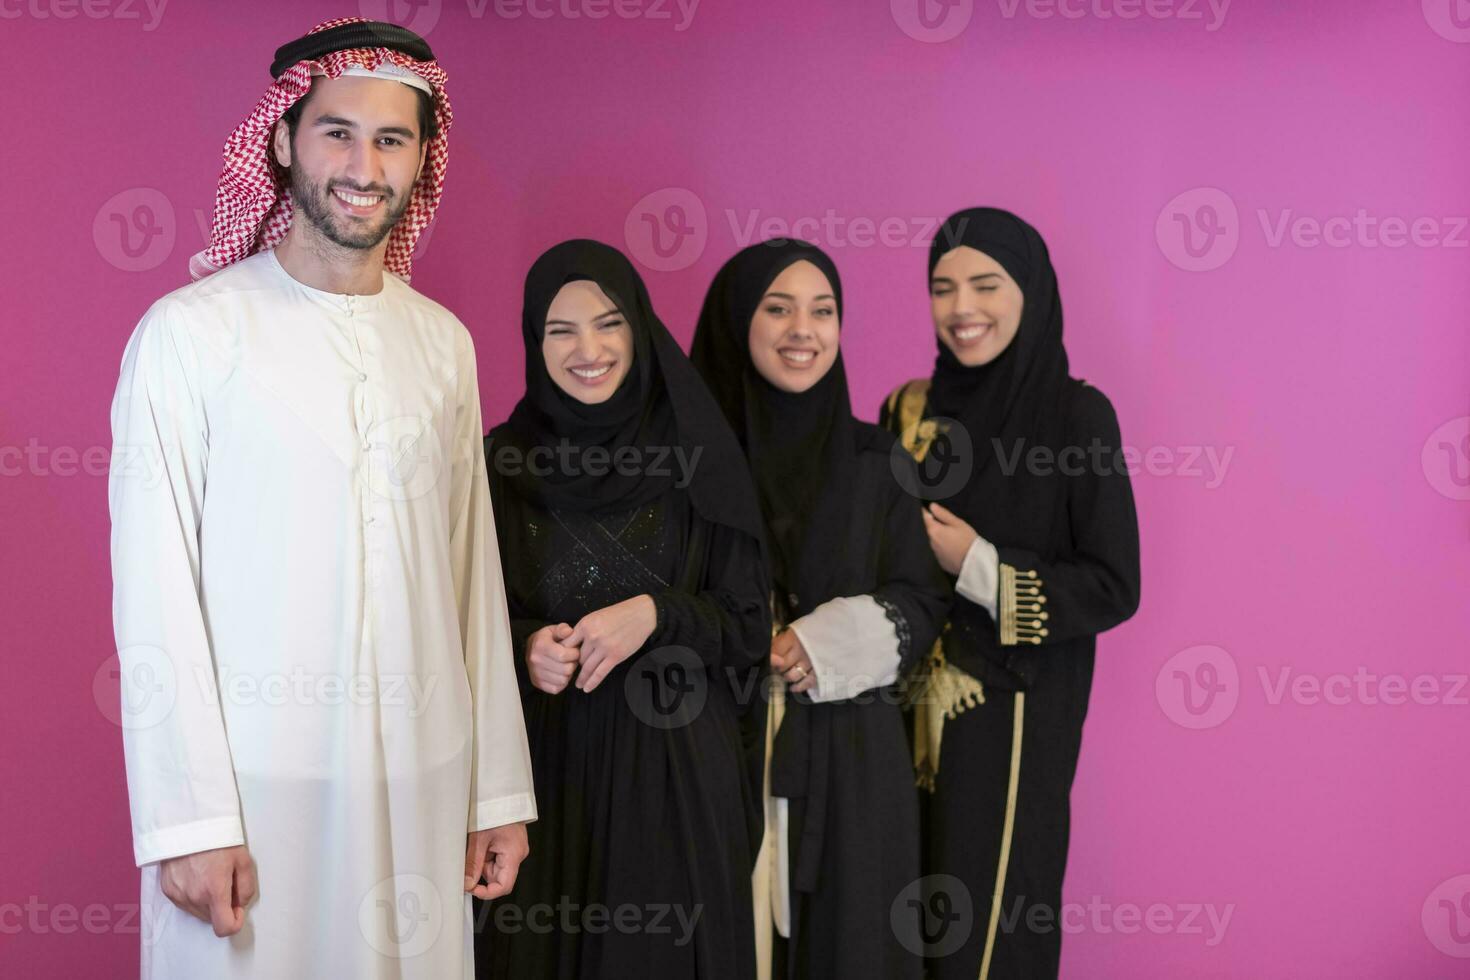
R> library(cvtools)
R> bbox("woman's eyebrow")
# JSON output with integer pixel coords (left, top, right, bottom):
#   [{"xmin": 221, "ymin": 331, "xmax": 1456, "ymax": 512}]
[{"xmin": 761, "ymin": 292, "xmax": 836, "ymax": 303}]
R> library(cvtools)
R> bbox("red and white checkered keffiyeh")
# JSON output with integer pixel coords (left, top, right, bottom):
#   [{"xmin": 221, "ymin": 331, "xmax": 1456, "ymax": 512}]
[{"xmin": 189, "ymin": 17, "xmax": 453, "ymax": 283}]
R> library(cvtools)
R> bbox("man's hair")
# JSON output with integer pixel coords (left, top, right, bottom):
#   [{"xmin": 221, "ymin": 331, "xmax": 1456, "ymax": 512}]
[{"xmin": 279, "ymin": 81, "xmax": 439, "ymax": 150}]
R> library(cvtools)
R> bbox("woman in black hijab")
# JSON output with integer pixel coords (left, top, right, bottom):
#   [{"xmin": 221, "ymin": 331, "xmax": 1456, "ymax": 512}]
[
  {"xmin": 880, "ymin": 208, "xmax": 1141, "ymax": 980},
  {"xmin": 475, "ymin": 239, "xmax": 770, "ymax": 980},
  {"xmin": 691, "ymin": 239, "xmax": 949, "ymax": 980}
]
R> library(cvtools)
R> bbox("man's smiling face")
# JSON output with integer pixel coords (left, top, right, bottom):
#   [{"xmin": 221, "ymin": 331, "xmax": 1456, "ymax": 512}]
[{"xmin": 272, "ymin": 74, "xmax": 429, "ymax": 251}]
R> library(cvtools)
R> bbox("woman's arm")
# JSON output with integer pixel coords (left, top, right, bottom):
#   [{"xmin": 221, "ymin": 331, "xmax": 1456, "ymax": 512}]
[{"xmin": 993, "ymin": 385, "xmax": 1141, "ymax": 647}]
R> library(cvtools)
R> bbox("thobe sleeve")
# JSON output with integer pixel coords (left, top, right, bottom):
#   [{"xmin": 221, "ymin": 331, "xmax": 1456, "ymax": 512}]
[
  {"xmin": 451, "ymin": 332, "xmax": 537, "ymax": 832},
  {"xmin": 109, "ymin": 300, "xmax": 246, "ymax": 867},
  {"xmin": 992, "ymin": 386, "xmax": 1141, "ymax": 647}
]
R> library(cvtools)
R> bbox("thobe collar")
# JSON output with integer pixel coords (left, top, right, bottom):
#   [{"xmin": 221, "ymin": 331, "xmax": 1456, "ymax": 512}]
[{"xmin": 264, "ymin": 248, "xmax": 395, "ymax": 314}]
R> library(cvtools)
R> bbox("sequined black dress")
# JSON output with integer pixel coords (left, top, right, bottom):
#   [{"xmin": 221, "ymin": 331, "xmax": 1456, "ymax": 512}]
[{"xmin": 474, "ymin": 473, "xmax": 769, "ymax": 980}]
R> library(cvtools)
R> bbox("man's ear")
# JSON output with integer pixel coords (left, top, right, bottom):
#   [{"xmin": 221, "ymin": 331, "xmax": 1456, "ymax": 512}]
[{"xmin": 272, "ymin": 120, "xmax": 292, "ymax": 169}]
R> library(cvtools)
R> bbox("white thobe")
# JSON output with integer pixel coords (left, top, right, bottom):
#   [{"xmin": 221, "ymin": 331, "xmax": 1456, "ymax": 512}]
[{"xmin": 108, "ymin": 250, "xmax": 536, "ymax": 979}]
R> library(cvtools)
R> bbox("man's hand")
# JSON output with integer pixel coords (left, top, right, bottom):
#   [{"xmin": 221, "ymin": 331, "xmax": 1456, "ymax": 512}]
[
  {"xmin": 923, "ymin": 502, "xmax": 979, "ymax": 576},
  {"xmin": 526, "ymin": 623, "xmax": 579, "ymax": 694},
  {"xmin": 158, "ymin": 844, "xmax": 256, "ymax": 937},
  {"xmin": 465, "ymin": 822, "xmax": 530, "ymax": 901},
  {"xmin": 570, "ymin": 594, "xmax": 657, "ymax": 693},
  {"xmin": 771, "ymin": 628, "xmax": 818, "ymax": 695}
]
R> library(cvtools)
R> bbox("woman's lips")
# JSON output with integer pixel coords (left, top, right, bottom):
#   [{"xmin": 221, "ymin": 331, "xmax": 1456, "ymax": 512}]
[
  {"xmin": 568, "ymin": 361, "xmax": 616, "ymax": 386},
  {"xmin": 777, "ymin": 348, "xmax": 819, "ymax": 368},
  {"xmin": 949, "ymin": 322, "xmax": 993, "ymax": 348}
]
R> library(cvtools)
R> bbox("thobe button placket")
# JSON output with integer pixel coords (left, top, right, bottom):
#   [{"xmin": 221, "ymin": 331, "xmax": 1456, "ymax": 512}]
[{"xmin": 346, "ymin": 304, "xmax": 381, "ymax": 657}]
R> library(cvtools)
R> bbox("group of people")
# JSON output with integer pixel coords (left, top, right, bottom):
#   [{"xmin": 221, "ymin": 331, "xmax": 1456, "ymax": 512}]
[{"xmin": 108, "ymin": 18, "xmax": 1139, "ymax": 980}]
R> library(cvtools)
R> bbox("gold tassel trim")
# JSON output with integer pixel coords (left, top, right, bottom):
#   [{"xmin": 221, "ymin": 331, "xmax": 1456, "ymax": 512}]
[
  {"xmin": 886, "ymin": 378, "xmax": 989, "ymax": 791},
  {"xmin": 891, "ymin": 380, "xmax": 940, "ymax": 462},
  {"xmin": 906, "ymin": 636, "xmax": 986, "ymax": 792}
]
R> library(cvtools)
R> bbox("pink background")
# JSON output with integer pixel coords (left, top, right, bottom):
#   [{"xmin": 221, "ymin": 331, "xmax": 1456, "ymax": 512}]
[{"xmin": 3, "ymin": 0, "xmax": 1468, "ymax": 976}]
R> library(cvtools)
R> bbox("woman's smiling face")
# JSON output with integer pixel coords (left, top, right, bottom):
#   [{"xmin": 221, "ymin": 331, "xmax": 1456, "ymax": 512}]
[
  {"xmin": 747, "ymin": 259, "xmax": 841, "ymax": 393},
  {"xmin": 930, "ymin": 245, "xmax": 1024, "ymax": 367},
  {"xmin": 541, "ymin": 280, "xmax": 635, "ymax": 405}
]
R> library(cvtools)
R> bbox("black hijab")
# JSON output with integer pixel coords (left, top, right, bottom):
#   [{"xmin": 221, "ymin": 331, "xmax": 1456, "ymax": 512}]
[
  {"xmin": 690, "ymin": 239, "xmax": 856, "ymax": 613},
  {"xmin": 491, "ymin": 239, "xmax": 764, "ymax": 542},
  {"xmin": 926, "ymin": 207, "xmax": 1072, "ymax": 550}
]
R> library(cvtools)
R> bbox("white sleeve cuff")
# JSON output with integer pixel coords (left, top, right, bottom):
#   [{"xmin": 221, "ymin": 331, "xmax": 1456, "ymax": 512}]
[
  {"xmin": 471, "ymin": 792, "xmax": 538, "ymax": 833},
  {"xmin": 133, "ymin": 815, "xmax": 246, "ymax": 868},
  {"xmin": 955, "ymin": 535, "xmax": 1000, "ymax": 617},
  {"xmin": 789, "ymin": 595, "xmax": 902, "ymax": 703}
]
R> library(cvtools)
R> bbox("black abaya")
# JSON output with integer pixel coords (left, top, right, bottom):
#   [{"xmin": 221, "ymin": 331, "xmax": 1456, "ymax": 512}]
[
  {"xmin": 473, "ymin": 239, "xmax": 770, "ymax": 980},
  {"xmin": 691, "ymin": 240, "xmax": 950, "ymax": 980},
  {"xmin": 475, "ymin": 488, "xmax": 767, "ymax": 980},
  {"xmin": 880, "ymin": 209, "xmax": 1140, "ymax": 980}
]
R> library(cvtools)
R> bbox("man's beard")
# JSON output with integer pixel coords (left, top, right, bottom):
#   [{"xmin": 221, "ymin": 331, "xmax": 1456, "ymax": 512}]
[{"xmin": 290, "ymin": 169, "xmax": 411, "ymax": 252}]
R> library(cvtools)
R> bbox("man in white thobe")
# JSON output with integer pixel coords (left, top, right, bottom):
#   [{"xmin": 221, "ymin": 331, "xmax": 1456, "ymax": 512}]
[{"xmin": 108, "ymin": 19, "xmax": 535, "ymax": 978}]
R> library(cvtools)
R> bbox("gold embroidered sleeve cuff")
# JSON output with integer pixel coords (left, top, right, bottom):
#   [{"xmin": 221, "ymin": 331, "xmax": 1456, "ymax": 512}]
[{"xmin": 998, "ymin": 563, "xmax": 1049, "ymax": 646}]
